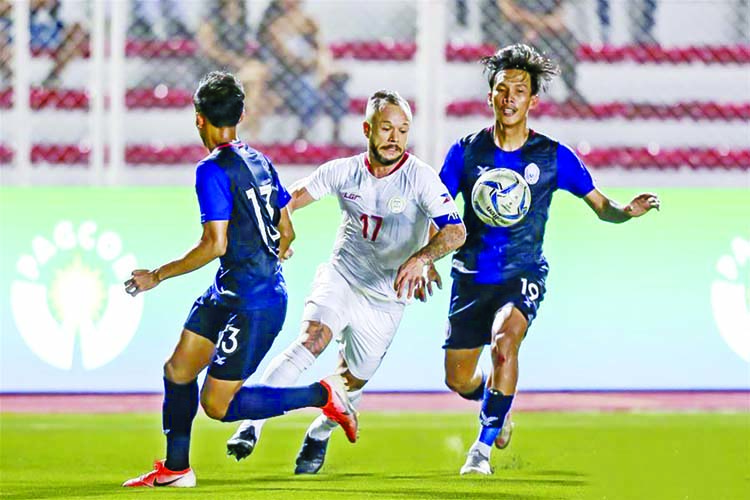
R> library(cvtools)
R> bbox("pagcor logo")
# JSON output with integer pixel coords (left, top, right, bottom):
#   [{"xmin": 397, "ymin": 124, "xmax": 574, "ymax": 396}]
[
  {"xmin": 710, "ymin": 237, "xmax": 750, "ymax": 362},
  {"xmin": 10, "ymin": 221, "xmax": 143, "ymax": 370}
]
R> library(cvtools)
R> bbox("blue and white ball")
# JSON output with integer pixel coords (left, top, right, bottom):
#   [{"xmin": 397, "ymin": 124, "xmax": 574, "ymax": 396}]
[{"xmin": 471, "ymin": 168, "xmax": 531, "ymax": 227}]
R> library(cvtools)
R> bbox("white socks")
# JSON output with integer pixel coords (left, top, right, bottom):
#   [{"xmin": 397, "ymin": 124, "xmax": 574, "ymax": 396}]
[
  {"xmin": 261, "ymin": 341, "xmax": 316, "ymax": 385},
  {"xmin": 244, "ymin": 341, "xmax": 317, "ymax": 436},
  {"xmin": 470, "ymin": 441, "xmax": 492, "ymax": 458},
  {"xmin": 307, "ymin": 389, "xmax": 363, "ymax": 441}
]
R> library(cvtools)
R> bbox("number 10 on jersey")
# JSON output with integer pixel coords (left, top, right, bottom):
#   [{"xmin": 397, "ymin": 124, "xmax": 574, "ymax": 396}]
[{"xmin": 360, "ymin": 214, "xmax": 383, "ymax": 241}]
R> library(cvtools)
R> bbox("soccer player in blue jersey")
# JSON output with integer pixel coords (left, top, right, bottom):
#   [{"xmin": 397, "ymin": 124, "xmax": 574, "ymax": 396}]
[
  {"xmin": 121, "ymin": 71, "xmax": 357, "ymax": 488},
  {"xmin": 438, "ymin": 45, "xmax": 660, "ymax": 475}
]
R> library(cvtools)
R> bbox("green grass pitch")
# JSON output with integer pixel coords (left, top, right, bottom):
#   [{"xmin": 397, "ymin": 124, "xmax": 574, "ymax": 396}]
[{"xmin": 1, "ymin": 411, "xmax": 748, "ymax": 499}]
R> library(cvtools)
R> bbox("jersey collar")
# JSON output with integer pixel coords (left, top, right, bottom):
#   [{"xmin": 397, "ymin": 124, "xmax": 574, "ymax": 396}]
[
  {"xmin": 213, "ymin": 139, "xmax": 242, "ymax": 152},
  {"xmin": 364, "ymin": 152, "xmax": 410, "ymax": 178}
]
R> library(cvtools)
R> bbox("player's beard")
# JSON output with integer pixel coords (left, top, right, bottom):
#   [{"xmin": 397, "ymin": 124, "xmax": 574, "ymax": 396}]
[{"xmin": 369, "ymin": 139, "xmax": 403, "ymax": 167}]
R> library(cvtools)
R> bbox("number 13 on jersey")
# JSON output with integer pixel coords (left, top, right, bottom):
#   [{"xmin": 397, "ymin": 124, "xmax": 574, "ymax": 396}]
[{"xmin": 246, "ymin": 184, "xmax": 280, "ymax": 245}]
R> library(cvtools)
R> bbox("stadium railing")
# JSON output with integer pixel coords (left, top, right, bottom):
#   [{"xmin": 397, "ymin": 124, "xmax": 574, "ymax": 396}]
[{"xmin": 1, "ymin": 1, "xmax": 748, "ymax": 179}]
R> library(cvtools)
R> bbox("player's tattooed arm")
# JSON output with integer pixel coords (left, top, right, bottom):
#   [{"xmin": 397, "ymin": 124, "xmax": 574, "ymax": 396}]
[
  {"xmin": 414, "ymin": 223, "xmax": 445, "ymax": 302},
  {"xmin": 394, "ymin": 222, "xmax": 466, "ymax": 300},
  {"xmin": 414, "ymin": 222, "xmax": 466, "ymax": 265},
  {"xmin": 124, "ymin": 220, "xmax": 228, "ymax": 296},
  {"xmin": 584, "ymin": 189, "xmax": 660, "ymax": 224}
]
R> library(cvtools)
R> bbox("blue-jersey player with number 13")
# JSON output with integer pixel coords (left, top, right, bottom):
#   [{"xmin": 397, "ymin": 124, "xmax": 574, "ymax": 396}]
[
  {"xmin": 122, "ymin": 71, "xmax": 357, "ymax": 488},
  {"xmin": 437, "ymin": 44, "xmax": 661, "ymax": 475}
]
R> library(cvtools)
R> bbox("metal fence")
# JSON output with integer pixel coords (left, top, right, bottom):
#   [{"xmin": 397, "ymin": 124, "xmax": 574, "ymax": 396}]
[{"xmin": 0, "ymin": 0, "xmax": 748, "ymax": 185}]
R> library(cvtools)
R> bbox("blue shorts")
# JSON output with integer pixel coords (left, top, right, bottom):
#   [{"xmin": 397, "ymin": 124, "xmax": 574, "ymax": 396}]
[
  {"xmin": 443, "ymin": 271, "xmax": 547, "ymax": 350},
  {"xmin": 184, "ymin": 288, "xmax": 287, "ymax": 381}
]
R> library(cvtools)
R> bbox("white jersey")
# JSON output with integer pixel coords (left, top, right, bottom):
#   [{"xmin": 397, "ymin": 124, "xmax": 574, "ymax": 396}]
[{"xmin": 305, "ymin": 152, "xmax": 460, "ymax": 306}]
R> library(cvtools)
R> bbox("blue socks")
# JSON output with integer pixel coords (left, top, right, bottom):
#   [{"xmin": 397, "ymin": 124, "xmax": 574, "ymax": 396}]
[
  {"xmin": 221, "ymin": 382, "xmax": 328, "ymax": 422},
  {"xmin": 478, "ymin": 388, "xmax": 514, "ymax": 447},
  {"xmin": 458, "ymin": 371, "xmax": 487, "ymax": 401},
  {"xmin": 162, "ymin": 377, "xmax": 199, "ymax": 471},
  {"xmin": 161, "ymin": 378, "xmax": 328, "ymax": 469}
]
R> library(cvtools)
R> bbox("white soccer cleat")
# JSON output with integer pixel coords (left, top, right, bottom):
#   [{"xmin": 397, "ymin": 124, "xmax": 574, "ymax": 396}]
[{"xmin": 460, "ymin": 449, "xmax": 493, "ymax": 476}]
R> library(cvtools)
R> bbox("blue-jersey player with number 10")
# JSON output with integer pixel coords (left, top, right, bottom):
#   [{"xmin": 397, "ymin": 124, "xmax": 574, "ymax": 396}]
[
  {"xmin": 122, "ymin": 71, "xmax": 358, "ymax": 488},
  {"xmin": 437, "ymin": 45, "xmax": 661, "ymax": 475}
]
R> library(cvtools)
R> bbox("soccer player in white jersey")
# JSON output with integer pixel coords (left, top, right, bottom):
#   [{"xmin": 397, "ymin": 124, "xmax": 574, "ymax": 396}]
[{"xmin": 226, "ymin": 90, "xmax": 467, "ymax": 473}]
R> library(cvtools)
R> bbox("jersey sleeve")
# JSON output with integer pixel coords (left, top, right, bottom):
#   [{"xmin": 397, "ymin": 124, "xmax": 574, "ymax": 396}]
[
  {"xmin": 195, "ymin": 160, "xmax": 232, "ymax": 223},
  {"xmin": 556, "ymin": 143, "xmax": 595, "ymax": 197},
  {"xmin": 417, "ymin": 166, "xmax": 462, "ymax": 228},
  {"xmin": 438, "ymin": 141, "xmax": 465, "ymax": 199},
  {"xmin": 265, "ymin": 156, "xmax": 291, "ymax": 209},
  {"xmin": 304, "ymin": 159, "xmax": 344, "ymax": 200}
]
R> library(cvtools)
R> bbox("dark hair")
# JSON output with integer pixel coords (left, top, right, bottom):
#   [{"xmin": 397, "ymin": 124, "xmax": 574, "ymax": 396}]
[
  {"xmin": 480, "ymin": 43, "xmax": 559, "ymax": 95},
  {"xmin": 193, "ymin": 71, "xmax": 245, "ymax": 127}
]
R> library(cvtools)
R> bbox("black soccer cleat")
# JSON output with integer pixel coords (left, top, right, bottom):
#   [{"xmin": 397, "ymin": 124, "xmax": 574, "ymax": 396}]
[
  {"xmin": 226, "ymin": 423, "xmax": 258, "ymax": 461},
  {"xmin": 294, "ymin": 434, "xmax": 330, "ymax": 475}
]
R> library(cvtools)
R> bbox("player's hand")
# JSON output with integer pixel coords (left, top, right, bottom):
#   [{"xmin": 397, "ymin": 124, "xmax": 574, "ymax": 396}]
[
  {"xmin": 414, "ymin": 263, "xmax": 442, "ymax": 303},
  {"xmin": 280, "ymin": 246, "xmax": 294, "ymax": 262},
  {"xmin": 625, "ymin": 193, "xmax": 661, "ymax": 217},
  {"xmin": 394, "ymin": 256, "xmax": 428, "ymax": 300},
  {"xmin": 124, "ymin": 269, "xmax": 160, "ymax": 297}
]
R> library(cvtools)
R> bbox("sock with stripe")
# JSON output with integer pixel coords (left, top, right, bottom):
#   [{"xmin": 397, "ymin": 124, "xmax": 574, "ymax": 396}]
[{"xmin": 469, "ymin": 388, "xmax": 514, "ymax": 457}]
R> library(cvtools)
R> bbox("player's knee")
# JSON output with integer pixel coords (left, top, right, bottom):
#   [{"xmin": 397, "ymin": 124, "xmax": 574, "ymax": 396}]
[
  {"xmin": 342, "ymin": 371, "xmax": 367, "ymax": 391},
  {"xmin": 491, "ymin": 333, "xmax": 521, "ymax": 365},
  {"xmin": 163, "ymin": 359, "xmax": 193, "ymax": 384},
  {"xmin": 444, "ymin": 376, "xmax": 462, "ymax": 393},
  {"xmin": 200, "ymin": 394, "xmax": 228, "ymax": 421},
  {"xmin": 299, "ymin": 321, "xmax": 332, "ymax": 357},
  {"xmin": 444, "ymin": 372, "xmax": 473, "ymax": 394}
]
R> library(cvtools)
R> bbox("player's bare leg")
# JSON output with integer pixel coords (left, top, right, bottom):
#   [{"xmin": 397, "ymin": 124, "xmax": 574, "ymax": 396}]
[
  {"xmin": 227, "ymin": 320, "xmax": 333, "ymax": 460},
  {"xmin": 444, "ymin": 347, "xmax": 485, "ymax": 400},
  {"xmin": 488, "ymin": 305, "xmax": 527, "ymax": 396},
  {"xmin": 461, "ymin": 304, "xmax": 527, "ymax": 475},
  {"xmin": 200, "ymin": 377, "xmax": 244, "ymax": 420},
  {"xmin": 295, "ymin": 356, "xmax": 367, "ymax": 474},
  {"xmin": 488, "ymin": 305, "xmax": 526, "ymax": 450}
]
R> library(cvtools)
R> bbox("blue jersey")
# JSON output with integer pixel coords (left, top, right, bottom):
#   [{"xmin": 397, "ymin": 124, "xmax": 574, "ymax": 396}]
[
  {"xmin": 440, "ymin": 128, "xmax": 594, "ymax": 284},
  {"xmin": 195, "ymin": 140, "xmax": 291, "ymax": 309}
]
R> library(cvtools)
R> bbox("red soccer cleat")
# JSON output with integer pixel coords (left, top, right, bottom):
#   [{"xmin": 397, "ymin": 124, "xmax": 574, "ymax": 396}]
[
  {"xmin": 122, "ymin": 459, "xmax": 196, "ymax": 488},
  {"xmin": 319, "ymin": 375, "xmax": 359, "ymax": 443}
]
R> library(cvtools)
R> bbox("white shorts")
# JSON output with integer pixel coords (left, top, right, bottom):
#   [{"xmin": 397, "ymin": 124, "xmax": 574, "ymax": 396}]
[{"xmin": 302, "ymin": 263, "xmax": 404, "ymax": 380}]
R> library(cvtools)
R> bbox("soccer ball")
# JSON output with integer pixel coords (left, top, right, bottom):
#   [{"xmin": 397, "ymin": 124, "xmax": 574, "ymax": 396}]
[{"xmin": 471, "ymin": 168, "xmax": 531, "ymax": 227}]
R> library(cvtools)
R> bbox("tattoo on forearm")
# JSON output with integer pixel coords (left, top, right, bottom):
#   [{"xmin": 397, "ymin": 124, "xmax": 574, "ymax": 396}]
[{"xmin": 416, "ymin": 224, "xmax": 465, "ymax": 263}]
